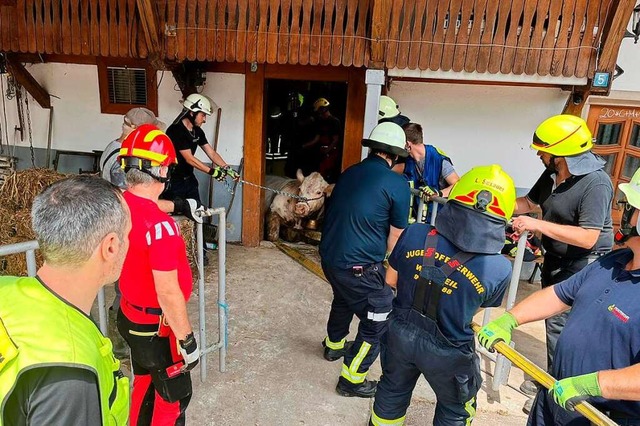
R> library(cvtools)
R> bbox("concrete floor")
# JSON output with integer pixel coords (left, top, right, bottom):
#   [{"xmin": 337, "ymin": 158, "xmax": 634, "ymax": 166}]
[{"xmin": 164, "ymin": 242, "xmax": 551, "ymax": 426}]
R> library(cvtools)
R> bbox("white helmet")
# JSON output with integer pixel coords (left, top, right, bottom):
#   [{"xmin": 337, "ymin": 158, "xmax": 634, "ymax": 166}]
[
  {"xmin": 378, "ymin": 95, "xmax": 400, "ymax": 121},
  {"xmin": 183, "ymin": 94, "xmax": 216, "ymax": 115},
  {"xmin": 362, "ymin": 122, "xmax": 408, "ymax": 157}
]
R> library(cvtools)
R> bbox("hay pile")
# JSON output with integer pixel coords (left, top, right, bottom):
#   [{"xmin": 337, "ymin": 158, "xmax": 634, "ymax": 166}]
[
  {"xmin": 0, "ymin": 168, "xmax": 199, "ymax": 277},
  {"xmin": 0, "ymin": 168, "xmax": 68, "ymax": 275}
]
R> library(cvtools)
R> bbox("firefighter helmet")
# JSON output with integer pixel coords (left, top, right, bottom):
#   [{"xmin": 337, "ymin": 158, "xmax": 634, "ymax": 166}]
[
  {"xmin": 362, "ymin": 122, "xmax": 408, "ymax": 158},
  {"xmin": 532, "ymin": 114, "xmax": 593, "ymax": 157},
  {"xmin": 448, "ymin": 165, "xmax": 516, "ymax": 222},
  {"xmin": 183, "ymin": 93, "xmax": 215, "ymax": 115},
  {"xmin": 313, "ymin": 98, "xmax": 330, "ymax": 112},
  {"xmin": 615, "ymin": 168, "xmax": 640, "ymax": 244},
  {"xmin": 119, "ymin": 124, "xmax": 177, "ymax": 167},
  {"xmin": 378, "ymin": 95, "xmax": 400, "ymax": 121}
]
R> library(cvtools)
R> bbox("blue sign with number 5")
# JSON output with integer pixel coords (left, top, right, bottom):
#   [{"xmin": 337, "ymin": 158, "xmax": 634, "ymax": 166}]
[{"xmin": 593, "ymin": 72, "xmax": 610, "ymax": 88}]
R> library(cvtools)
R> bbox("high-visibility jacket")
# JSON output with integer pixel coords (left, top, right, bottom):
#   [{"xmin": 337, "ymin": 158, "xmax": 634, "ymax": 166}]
[{"xmin": 0, "ymin": 276, "xmax": 129, "ymax": 425}]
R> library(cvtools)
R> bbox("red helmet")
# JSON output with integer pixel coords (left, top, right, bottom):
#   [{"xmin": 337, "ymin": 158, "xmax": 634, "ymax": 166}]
[{"xmin": 119, "ymin": 124, "xmax": 177, "ymax": 167}]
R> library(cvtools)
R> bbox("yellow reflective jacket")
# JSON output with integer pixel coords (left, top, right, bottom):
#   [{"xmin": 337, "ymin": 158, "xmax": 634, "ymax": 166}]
[{"xmin": 0, "ymin": 276, "xmax": 129, "ymax": 425}]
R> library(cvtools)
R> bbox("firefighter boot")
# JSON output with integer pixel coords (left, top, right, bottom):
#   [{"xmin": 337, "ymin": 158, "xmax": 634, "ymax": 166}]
[
  {"xmin": 322, "ymin": 340, "xmax": 354, "ymax": 361},
  {"xmin": 108, "ymin": 308, "xmax": 130, "ymax": 360},
  {"xmin": 336, "ymin": 377, "xmax": 378, "ymax": 398}
]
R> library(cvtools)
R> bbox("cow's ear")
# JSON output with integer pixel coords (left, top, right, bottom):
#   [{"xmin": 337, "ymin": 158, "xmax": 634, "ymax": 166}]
[
  {"xmin": 296, "ymin": 169, "xmax": 305, "ymax": 183},
  {"xmin": 324, "ymin": 184, "xmax": 335, "ymax": 197}
]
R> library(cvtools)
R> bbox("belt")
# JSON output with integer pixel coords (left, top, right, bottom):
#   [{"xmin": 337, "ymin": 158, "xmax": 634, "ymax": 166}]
[{"xmin": 125, "ymin": 300, "xmax": 162, "ymax": 316}]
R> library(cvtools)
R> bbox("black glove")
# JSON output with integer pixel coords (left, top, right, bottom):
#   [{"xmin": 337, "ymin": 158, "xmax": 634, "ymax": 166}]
[
  {"xmin": 172, "ymin": 197, "xmax": 203, "ymax": 224},
  {"xmin": 208, "ymin": 166, "xmax": 227, "ymax": 182},
  {"xmin": 179, "ymin": 332, "xmax": 200, "ymax": 371}
]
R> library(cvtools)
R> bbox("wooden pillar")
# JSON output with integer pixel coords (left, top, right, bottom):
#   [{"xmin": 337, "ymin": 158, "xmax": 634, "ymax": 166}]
[
  {"xmin": 342, "ymin": 67, "xmax": 366, "ymax": 169},
  {"xmin": 242, "ymin": 63, "xmax": 265, "ymax": 247}
]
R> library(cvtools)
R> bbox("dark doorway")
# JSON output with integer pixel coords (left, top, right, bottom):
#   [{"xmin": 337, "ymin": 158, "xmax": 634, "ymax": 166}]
[{"xmin": 264, "ymin": 79, "xmax": 348, "ymax": 183}]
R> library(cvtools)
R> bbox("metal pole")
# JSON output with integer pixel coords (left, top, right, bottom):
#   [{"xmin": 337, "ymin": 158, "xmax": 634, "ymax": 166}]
[
  {"xmin": 25, "ymin": 249, "xmax": 37, "ymax": 277},
  {"xmin": 429, "ymin": 201, "xmax": 438, "ymax": 225},
  {"xmin": 491, "ymin": 231, "xmax": 528, "ymax": 391},
  {"xmin": 197, "ymin": 220, "xmax": 207, "ymax": 382},
  {"xmin": 0, "ymin": 240, "xmax": 39, "ymax": 256},
  {"xmin": 45, "ymin": 107, "xmax": 54, "ymax": 168},
  {"xmin": 217, "ymin": 208, "xmax": 227, "ymax": 373},
  {"xmin": 97, "ymin": 287, "xmax": 108, "ymax": 335}
]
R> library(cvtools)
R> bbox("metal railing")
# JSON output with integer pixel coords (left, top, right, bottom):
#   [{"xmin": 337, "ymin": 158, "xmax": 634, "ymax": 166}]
[
  {"xmin": 412, "ymin": 193, "xmax": 529, "ymax": 390},
  {"xmin": 0, "ymin": 208, "xmax": 227, "ymax": 382}
]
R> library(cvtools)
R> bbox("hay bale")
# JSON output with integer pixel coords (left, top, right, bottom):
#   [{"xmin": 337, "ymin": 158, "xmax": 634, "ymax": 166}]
[
  {"xmin": 177, "ymin": 218, "xmax": 198, "ymax": 274},
  {"xmin": 13, "ymin": 209, "xmax": 35, "ymax": 241},
  {"xmin": 0, "ymin": 168, "xmax": 68, "ymax": 211},
  {"xmin": 0, "ymin": 169, "xmax": 65, "ymax": 276}
]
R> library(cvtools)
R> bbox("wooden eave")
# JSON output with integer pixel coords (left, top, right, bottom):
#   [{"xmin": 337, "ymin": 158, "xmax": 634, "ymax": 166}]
[{"xmin": 0, "ymin": 0, "xmax": 635, "ymax": 84}]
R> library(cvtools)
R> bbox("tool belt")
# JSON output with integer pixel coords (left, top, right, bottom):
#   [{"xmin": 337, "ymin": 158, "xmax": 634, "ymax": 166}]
[
  {"xmin": 124, "ymin": 299, "xmax": 163, "ymax": 316},
  {"xmin": 412, "ymin": 229, "xmax": 475, "ymax": 321}
]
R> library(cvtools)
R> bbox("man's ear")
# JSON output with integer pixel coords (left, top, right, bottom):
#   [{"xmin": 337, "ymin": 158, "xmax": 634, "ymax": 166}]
[{"xmin": 99, "ymin": 232, "xmax": 120, "ymax": 262}]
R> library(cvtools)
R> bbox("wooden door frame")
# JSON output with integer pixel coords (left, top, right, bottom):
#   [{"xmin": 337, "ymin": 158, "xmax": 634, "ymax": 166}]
[{"xmin": 241, "ymin": 63, "xmax": 366, "ymax": 247}]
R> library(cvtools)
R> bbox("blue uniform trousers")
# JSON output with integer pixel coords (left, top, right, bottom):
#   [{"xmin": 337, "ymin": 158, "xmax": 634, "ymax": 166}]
[
  {"xmin": 372, "ymin": 312, "xmax": 481, "ymax": 426},
  {"xmin": 322, "ymin": 262, "xmax": 393, "ymax": 386}
]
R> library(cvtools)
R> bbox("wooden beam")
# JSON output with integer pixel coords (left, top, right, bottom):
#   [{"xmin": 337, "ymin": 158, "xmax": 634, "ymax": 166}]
[
  {"xmin": 265, "ymin": 64, "xmax": 350, "ymax": 81},
  {"xmin": 562, "ymin": 88, "xmax": 591, "ymax": 116},
  {"xmin": 370, "ymin": 0, "xmax": 391, "ymax": 68},
  {"xmin": 5, "ymin": 54, "xmax": 51, "ymax": 109},
  {"xmin": 135, "ymin": 0, "xmax": 164, "ymax": 69},
  {"xmin": 242, "ymin": 62, "xmax": 265, "ymax": 247},
  {"xmin": 596, "ymin": 0, "xmax": 636, "ymax": 74},
  {"xmin": 343, "ymin": 67, "xmax": 366, "ymax": 169}
]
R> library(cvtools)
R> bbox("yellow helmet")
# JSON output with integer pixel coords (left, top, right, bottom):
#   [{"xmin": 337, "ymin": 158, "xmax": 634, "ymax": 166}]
[
  {"xmin": 313, "ymin": 97, "xmax": 330, "ymax": 111},
  {"xmin": 532, "ymin": 114, "xmax": 593, "ymax": 157},
  {"xmin": 378, "ymin": 95, "xmax": 400, "ymax": 121},
  {"xmin": 448, "ymin": 165, "xmax": 516, "ymax": 222},
  {"xmin": 619, "ymin": 168, "xmax": 640, "ymax": 210}
]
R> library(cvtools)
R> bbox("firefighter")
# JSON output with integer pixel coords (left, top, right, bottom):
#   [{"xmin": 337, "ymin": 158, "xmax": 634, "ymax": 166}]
[
  {"xmin": 320, "ymin": 122, "xmax": 411, "ymax": 398},
  {"xmin": 161, "ymin": 93, "xmax": 238, "ymax": 205},
  {"xmin": 117, "ymin": 124, "xmax": 199, "ymax": 425},
  {"xmin": 370, "ymin": 165, "xmax": 515, "ymax": 426},
  {"xmin": 0, "ymin": 175, "xmax": 130, "ymax": 425},
  {"xmin": 478, "ymin": 167, "xmax": 640, "ymax": 425},
  {"xmin": 403, "ymin": 122, "xmax": 460, "ymax": 220},
  {"xmin": 512, "ymin": 114, "xmax": 613, "ymax": 408},
  {"xmin": 378, "ymin": 95, "xmax": 410, "ymax": 127}
]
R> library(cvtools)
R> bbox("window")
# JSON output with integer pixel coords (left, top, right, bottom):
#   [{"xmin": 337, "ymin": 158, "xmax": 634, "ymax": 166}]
[
  {"xmin": 97, "ymin": 58, "xmax": 157, "ymax": 115},
  {"xmin": 587, "ymin": 105, "xmax": 640, "ymax": 224}
]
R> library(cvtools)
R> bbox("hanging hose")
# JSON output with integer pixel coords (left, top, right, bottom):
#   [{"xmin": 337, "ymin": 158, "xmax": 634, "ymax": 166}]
[{"xmin": 471, "ymin": 322, "xmax": 618, "ymax": 426}]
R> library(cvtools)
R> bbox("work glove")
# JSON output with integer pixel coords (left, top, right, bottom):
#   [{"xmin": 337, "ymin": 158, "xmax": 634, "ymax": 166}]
[
  {"xmin": 172, "ymin": 197, "xmax": 204, "ymax": 224},
  {"xmin": 208, "ymin": 166, "xmax": 227, "ymax": 182},
  {"xmin": 224, "ymin": 166, "xmax": 240, "ymax": 181},
  {"xmin": 418, "ymin": 185, "xmax": 442, "ymax": 202},
  {"xmin": 179, "ymin": 332, "xmax": 200, "ymax": 371},
  {"xmin": 477, "ymin": 312, "xmax": 518, "ymax": 351},
  {"xmin": 551, "ymin": 372, "xmax": 601, "ymax": 411}
]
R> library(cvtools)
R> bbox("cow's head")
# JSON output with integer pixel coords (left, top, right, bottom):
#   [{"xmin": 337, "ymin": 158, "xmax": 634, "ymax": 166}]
[{"xmin": 294, "ymin": 169, "xmax": 330, "ymax": 217}]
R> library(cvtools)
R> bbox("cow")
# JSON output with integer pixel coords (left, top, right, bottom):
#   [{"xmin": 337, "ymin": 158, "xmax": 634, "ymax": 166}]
[{"xmin": 265, "ymin": 169, "xmax": 333, "ymax": 241}]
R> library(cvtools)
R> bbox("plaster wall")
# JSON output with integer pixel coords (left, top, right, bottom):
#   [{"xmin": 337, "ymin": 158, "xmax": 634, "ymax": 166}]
[
  {"xmin": 387, "ymin": 82, "xmax": 568, "ymax": 188},
  {"xmin": 0, "ymin": 63, "xmax": 245, "ymax": 240}
]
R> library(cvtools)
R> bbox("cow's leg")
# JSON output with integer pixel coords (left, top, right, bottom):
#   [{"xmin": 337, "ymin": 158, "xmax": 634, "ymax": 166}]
[{"xmin": 266, "ymin": 211, "xmax": 281, "ymax": 242}]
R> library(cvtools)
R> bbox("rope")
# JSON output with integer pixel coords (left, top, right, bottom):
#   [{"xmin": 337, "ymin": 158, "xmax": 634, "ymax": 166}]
[
  {"xmin": 222, "ymin": 177, "xmax": 310, "ymax": 202},
  {"xmin": 167, "ymin": 27, "xmax": 600, "ymax": 53}
]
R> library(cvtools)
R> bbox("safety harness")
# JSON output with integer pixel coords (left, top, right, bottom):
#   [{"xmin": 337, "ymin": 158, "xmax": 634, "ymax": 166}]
[{"xmin": 412, "ymin": 229, "xmax": 476, "ymax": 321}]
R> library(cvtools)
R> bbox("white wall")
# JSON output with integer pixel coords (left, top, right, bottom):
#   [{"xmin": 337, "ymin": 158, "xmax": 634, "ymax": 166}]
[
  {"xmin": 611, "ymin": 38, "xmax": 640, "ymax": 93},
  {"xmin": 0, "ymin": 63, "xmax": 245, "ymax": 163},
  {"xmin": 389, "ymin": 82, "xmax": 568, "ymax": 188}
]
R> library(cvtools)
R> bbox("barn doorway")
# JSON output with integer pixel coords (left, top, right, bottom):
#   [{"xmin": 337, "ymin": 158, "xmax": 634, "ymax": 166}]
[{"xmin": 264, "ymin": 79, "xmax": 348, "ymax": 184}]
